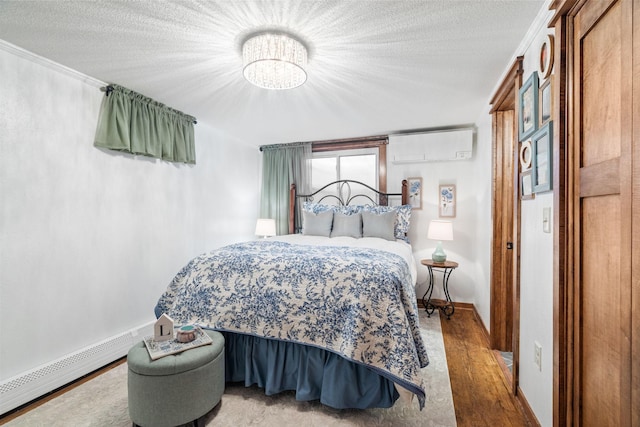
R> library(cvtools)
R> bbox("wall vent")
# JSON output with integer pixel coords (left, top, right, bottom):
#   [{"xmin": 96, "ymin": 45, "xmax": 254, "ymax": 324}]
[
  {"xmin": 389, "ymin": 128, "xmax": 474, "ymax": 163},
  {"xmin": 0, "ymin": 321, "xmax": 153, "ymax": 415}
]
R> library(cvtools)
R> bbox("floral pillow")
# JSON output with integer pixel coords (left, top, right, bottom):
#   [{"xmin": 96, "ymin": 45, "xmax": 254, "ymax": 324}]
[
  {"xmin": 302, "ymin": 201, "xmax": 333, "ymax": 215},
  {"xmin": 302, "ymin": 202, "xmax": 360, "ymax": 216}
]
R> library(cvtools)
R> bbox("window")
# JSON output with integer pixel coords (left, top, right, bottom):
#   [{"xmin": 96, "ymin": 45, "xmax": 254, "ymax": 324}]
[
  {"xmin": 308, "ymin": 135, "xmax": 388, "ymax": 205},
  {"xmin": 311, "ymin": 148, "xmax": 378, "ymax": 204}
]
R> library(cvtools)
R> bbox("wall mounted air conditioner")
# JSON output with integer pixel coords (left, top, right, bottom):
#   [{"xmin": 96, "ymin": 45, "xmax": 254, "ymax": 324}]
[{"xmin": 389, "ymin": 128, "xmax": 474, "ymax": 163}]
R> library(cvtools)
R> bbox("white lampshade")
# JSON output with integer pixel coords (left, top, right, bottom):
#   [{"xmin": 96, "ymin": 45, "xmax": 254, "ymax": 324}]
[
  {"xmin": 427, "ymin": 220, "xmax": 453, "ymax": 241},
  {"xmin": 255, "ymin": 218, "xmax": 276, "ymax": 238},
  {"xmin": 427, "ymin": 220, "xmax": 453, "ymax": 263}
]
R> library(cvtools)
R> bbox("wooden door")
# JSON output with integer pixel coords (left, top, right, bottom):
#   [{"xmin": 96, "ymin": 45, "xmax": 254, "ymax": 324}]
[
  {"xmin": 491, "ymin": 109, "xmax": 515, "ymax": 353},
  {"xmin": 568, "ymin": 0, "xmax": 636, "ymax": 424},
  {"xmin": 490, "ymin": 58, "xmax": 523, "ymax": 360}
]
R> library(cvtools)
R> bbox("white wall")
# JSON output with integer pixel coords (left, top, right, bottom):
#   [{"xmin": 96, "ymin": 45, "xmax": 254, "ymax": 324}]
[
  {"xmin": 516, "ymin": 25, "xmax": 555, "ymax": 427},
  {"xmin": 471, "ymin": 112, "xmax": 494, "ymax": 329},
  {"xmin": 387, "ymin": 130, "xmax": 493, "ymax": 307},
  {"xmin": 471, "ymin": 3, "xmax": 554, "ymax": 425},
  {"xmin": 0, "ymin": 44, "xmax": 260, "ymax": 381}
]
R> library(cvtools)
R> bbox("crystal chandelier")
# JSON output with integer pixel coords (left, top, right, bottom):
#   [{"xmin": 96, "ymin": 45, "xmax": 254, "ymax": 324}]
[{"xmin": 242, "ymin": 33, "xmax": 308, "ymax": 90}]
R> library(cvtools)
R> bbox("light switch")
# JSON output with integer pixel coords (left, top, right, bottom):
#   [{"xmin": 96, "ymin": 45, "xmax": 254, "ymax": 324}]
[{"xmin": 543, "ymin": 207, "xmax": 551, "ymax": 233}]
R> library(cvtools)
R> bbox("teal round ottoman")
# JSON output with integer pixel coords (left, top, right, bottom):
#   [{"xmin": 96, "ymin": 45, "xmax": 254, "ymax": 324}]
[{"xmin": 127, "ymin": 330, "xmax": 225, "ymax": 427}]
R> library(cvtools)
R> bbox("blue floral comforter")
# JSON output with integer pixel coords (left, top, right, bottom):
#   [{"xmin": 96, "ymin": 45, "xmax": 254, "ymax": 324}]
[{"xmin": 155, "ymin": 239, "xmax": 429, "ymax": 407}]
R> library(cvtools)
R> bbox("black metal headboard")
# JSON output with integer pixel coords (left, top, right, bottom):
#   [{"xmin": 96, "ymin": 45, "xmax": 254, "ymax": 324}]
[{"xmin": 288, "ymin": 179, "xmax": 408, "ymax": 234}]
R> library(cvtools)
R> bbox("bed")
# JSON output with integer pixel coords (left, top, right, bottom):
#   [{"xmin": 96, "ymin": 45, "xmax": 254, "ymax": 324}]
[{"xmin": 154, "ymin": 179, "xmax": 429, "ymax": 410}]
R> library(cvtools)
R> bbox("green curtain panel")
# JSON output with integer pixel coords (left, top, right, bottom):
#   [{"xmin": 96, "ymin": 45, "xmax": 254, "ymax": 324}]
[
  {"xmin": 260, "ymin": 142, "xmax": 311, "ymax": 235},
  {"xmin": 94, "ymin": 84, "xmax": 197, "ymax": 164}
]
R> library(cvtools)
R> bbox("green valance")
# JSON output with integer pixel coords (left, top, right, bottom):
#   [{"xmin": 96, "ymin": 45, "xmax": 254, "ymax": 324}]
[{"xmin": 94, "ymin": 84, "xmax": 197, "ymax": 164}]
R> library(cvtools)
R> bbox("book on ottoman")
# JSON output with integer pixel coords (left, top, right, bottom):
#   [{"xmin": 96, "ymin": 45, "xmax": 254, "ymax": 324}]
[{"xmin": 143, "ymin": 326, "xmax": 213, "ymax": 360}]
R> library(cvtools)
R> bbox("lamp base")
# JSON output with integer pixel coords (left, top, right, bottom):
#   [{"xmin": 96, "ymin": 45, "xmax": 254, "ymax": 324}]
[
  {"xmin": 432, "ymin": 241, "xmax": 447, "ymax": 263},
  {"xmin": 432, "ymin": 253, "xmax": 447, "ymax": 263}
]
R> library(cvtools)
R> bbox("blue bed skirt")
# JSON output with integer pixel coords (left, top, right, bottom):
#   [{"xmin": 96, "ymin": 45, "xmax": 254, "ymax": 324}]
[{"xmin": 220, "ymin": 331, "xmax": 400, "ymax": 409}]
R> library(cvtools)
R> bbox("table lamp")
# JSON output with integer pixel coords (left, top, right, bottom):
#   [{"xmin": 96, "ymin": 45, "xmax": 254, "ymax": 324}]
[
  {"xmin": 255, "ymin": 218, "xmax": 276, "ymax": 238},
  {"xmin": 427, "ymin": 220, "xmax": 453, "ymax": 262}
]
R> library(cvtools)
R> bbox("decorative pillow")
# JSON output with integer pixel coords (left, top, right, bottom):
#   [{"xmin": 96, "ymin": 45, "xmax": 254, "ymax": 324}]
[
  {"xmin": 302, "ymin": 201, "xmax": 411, "ymax": 241},
  {"xmin": 361, "ymin": 204, "xmax": 412, "ymax": 242},
  {"xmin": 331, "ymin": 212, "xmax": 362, "ymax": 238},
  {"xmin": 302, "ymin": 201, "xmax": 335, "ymax": 215},
  {"xmin": 393, "ymin": 204, "xmax": 412, "ymax": 241},
  {"xmin": 302, "ymin": 210, "xmax": 333, "ymax": 237},
  {"xmin": 303, "ymin": 202, "xmax": 360, "ymax": 216},
  {"xmin": 362, "ymin": 210, "xmax": 396, "ymax": 241}
]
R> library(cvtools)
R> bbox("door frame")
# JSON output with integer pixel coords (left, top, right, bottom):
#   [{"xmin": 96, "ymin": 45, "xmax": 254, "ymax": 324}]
[{"xmin": 489, "ymin": 56, "xmax": 523, "ymax": 393}]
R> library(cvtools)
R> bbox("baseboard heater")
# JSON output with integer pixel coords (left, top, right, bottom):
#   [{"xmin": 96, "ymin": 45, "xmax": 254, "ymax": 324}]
[{"xmin": 0, "ymin": 321, "xmax": 154, "ymax": 415}]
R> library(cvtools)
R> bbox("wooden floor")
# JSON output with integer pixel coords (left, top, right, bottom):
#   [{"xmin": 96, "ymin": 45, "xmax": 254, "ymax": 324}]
[{"xmin": 441, "ymin": 306, "xmax": 533, "ymax": 426}]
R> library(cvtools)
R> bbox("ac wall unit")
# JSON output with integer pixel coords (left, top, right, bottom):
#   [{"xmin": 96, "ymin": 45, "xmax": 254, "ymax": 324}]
[{"xmin": 389, "ymin": 128, "xmax": 474, "ymax": 163}]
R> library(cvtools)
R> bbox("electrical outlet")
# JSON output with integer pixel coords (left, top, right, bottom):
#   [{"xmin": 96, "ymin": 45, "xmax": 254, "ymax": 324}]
[{"xmin": 534, "ymin": 341, "xmax": 542, "ymax": 371}]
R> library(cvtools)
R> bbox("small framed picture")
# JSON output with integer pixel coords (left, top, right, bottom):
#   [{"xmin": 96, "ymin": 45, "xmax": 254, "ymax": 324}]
[
  {"xmin": 518, "ymin": 72, "xmax": 539, "ymax": 141},
  {"xmin": 521, "ymin": 170, "xmax": 535, "ymax": 200},
  {"xmin": 439, "ymin": 184, "xmax": 456, "ymax": 218},
  {"xmin": 407, "ymin": 177, "xmax": 422, "ymax": 210},
  {"xmin": 531, "ymin": 122, "xmax": 554, "ymax": 193},
  {"xmin": 539, "ymin": 78, "xmax": 553, "ymax": 126}
]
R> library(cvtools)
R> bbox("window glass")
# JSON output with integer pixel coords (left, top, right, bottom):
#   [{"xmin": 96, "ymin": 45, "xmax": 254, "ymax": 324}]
[
  {"xmin": 310, "ymin": 157, "xmax": 338, "ymax": 204},
  {"xmin": 339, "ymin": 154, "xmax": 377, "ymax": 204},
  {"xmin": 311, "ymin": 148, "xmax": 378, "ymax": 205},
  {"xmin": 311, "ymin": 157, "xmax": 337, "ymax": 192}
]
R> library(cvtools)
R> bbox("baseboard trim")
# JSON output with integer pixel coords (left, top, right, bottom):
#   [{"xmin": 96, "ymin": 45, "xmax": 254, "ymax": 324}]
[
  {"xmin": 416, "ymin": 299, "xmax": 475, "ymax": 310},
  {"xmin": 0, "ymin": 321, "xmax": 153, "ymax": 415},
  {"xmin": 517, "ymin": 386, "xmax": 542, "ymax": 427},
  {"xmin": 470, "ymin": 304, "xmax": 492, "ymax": 348}
]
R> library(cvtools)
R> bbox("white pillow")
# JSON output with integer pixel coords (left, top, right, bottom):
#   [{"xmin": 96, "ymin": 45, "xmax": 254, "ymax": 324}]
[
  {"xmin": 362, "ymin": 210, "xmax": 396, "ymax": 241},
  {"xmin": 302, "ymin": 210, "xmax": 333, "ymax": 237},
  {"xmin": 331, "ymin": 212, "xmax": 362, "ymax": 238}
]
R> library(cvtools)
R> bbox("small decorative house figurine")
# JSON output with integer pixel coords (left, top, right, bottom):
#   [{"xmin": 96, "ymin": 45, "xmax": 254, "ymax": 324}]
[{"xmin": 154, "ymin": 313, "xmax": 174, "ymax": 342}]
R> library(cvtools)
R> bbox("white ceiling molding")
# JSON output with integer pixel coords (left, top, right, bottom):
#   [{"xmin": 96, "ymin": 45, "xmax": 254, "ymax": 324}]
[{"xmin": 0, "ymin": 39, "xmax": 104, "ymax": 88}]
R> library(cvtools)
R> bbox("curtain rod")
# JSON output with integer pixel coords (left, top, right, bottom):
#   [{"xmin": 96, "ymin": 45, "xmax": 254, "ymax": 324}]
[
  {"xmin": 259, "ymin": 141, "xmax": 311, "ymax": 152},
  {"xmin": 99, "ymin": 85, "xmax": 197, "ymax": 124},
  {"xmin": 100, "ymin": 85, "xmax": 115, "ymax": 97},
  {"xmin": 259, "ymin": 135, "xmax": 389, "ymax": 152}
]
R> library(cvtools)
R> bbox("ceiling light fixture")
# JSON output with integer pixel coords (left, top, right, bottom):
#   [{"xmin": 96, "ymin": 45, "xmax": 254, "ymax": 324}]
[{"xmin": 242, "ymin": 33, "xmax": 307, "ymax": 90}]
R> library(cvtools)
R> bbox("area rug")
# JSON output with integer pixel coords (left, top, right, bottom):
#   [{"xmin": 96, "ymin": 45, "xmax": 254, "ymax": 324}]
[{"xmin": 3, "ymin": 311, "xmax": 456, "ymax": 427}]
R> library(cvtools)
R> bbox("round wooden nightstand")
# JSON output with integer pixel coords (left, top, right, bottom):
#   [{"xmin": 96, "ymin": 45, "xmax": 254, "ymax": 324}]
[{"xmin": 420, "ymin": 259, "xmax": 459, "ymax": 319}]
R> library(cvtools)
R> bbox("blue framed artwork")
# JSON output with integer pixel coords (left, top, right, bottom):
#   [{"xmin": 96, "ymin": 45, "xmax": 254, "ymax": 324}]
[
  {"xmin": 531, "ymin": 121, "xmax": 553, "ymax": 193},
  {"xmin": 439, "ymin": 184, "xmax": 456, "ymax": 218},
  {"xmin": 407, "ymin": 177, "xmax": 422, "ymax": 210},
  {"xmin": 519, "ymin": 72, "xmax": 539, "ymax": 141}
]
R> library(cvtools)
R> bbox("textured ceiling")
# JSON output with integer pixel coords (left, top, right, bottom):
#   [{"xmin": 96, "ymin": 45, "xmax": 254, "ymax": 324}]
[{"xmin": 0, "ymin": 0, "xmax": 545, "ymax": 146}]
